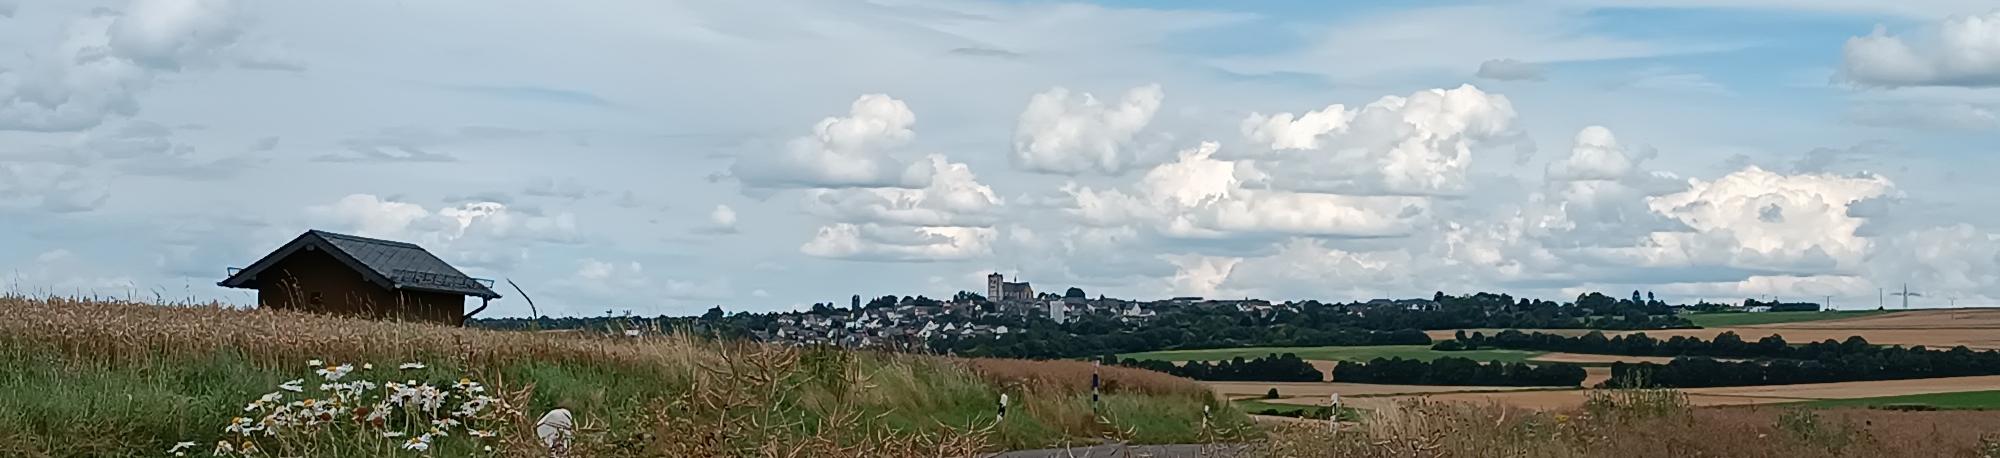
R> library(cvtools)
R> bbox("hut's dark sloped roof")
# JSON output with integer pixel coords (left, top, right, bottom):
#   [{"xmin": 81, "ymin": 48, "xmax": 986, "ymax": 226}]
[{"xmin": 218, "ymin": 230, "xmax": 502, "ymax": 299}]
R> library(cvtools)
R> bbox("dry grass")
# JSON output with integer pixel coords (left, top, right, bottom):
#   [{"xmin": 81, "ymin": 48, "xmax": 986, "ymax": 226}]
[
  {"xmin": 0, "ymin": 296, "xmax": 1234, "ymax": 456},
  {"xmin": 964, "ymin": 358, "xmax": 1212, "ymax": 400},
  {"xmin": 1257, "ymin": 394, "xmax": 2000, "ymax": 457},
  {"xmin": 0, "ymin": 296, "xmax": 704, "ymax": 373}
]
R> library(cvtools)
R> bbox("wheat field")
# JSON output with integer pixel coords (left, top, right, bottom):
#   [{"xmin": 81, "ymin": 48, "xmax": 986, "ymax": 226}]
[{"xmin": 0, "ymin": 295, "xmax": 1243, "ymax": 457}]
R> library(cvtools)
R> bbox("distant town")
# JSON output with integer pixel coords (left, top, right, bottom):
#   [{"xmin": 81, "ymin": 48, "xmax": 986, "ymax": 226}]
[{"xmin": 474, "ymin": 272, "xmax": 1825, "ymax": 358}]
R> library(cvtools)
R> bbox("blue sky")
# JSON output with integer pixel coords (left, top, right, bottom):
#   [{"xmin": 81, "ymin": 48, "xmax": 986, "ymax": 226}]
[{"xmin": 3, "ymin": 0, "xmax": 1999, "ymax": 316}]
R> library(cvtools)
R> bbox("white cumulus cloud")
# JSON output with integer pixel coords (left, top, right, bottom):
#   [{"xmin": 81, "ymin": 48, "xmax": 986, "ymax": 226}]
[
  {"xmin": 0, "ymin": 162, "xmax": 109, "ymax": 213},
  {"xmin": 0, "ymin": 0, "xmax": 267, "ymax": 132},
  {"xmin": 1841, "ymin": 11, "xmax": 2000, "ymax": 87},
  {"xmin": 799, "ymin": 223, "xmax": 995, "ymax": 262},
  {"xmin": 1865, "ymin": 224, "xmax": 2000, "ymax": 302},
  {"xmin": 1546, "ymin": 126, "xmax": 1639, "ymax": 181},
  {"xmin": 1616, "ymin": 166, "xmax": 1894, "ymax": 272},
  {"xmin": 305, "ymin": 194, "xmax": 580, "ymax": 270},
  {"xmin": 562, "ymin": 258, "xmax": 732, "ymax": 314},
  {"xmin": 1236, "ymin": 84, "xmax": 1522, "ymax": 196},
  {"xmin": 802, "ymin": 154, "xmax": 1001, "ymax": 227},
  {"xmin": 703, "ymin": 204, "xmax": 739, "ymax": 234},
  {"xmin": 1063, "ymin": 142, "xmax": 1429, "ymax": 239},
  {"xmin": 110, "ymin": 0, "xmax": 243, "ymax": 70},
  {"xmin": 1012, "ymin": 84, "xmax": 1163, "ymax": 175},
  {"xmin": 731, "ymin": 94, "xmax": 932, "ymax": 189}
]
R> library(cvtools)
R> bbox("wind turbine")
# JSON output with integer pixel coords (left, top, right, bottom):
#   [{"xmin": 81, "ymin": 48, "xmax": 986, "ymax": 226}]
[{"xmin": 1890, "ymin": 284, "xmax": 1923, "ymax": 309}]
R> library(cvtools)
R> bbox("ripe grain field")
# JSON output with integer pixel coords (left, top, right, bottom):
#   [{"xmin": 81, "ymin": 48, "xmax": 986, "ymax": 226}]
[{"xmin": 0, "ymin": 296, "xmax": 1249, "ymax": 457}]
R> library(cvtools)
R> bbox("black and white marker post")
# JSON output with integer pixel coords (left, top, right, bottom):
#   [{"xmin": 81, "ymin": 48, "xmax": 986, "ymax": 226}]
[
  {"xmin": 1329, "ymin": 392, "xmax": 1341, "ymax": 430},
  {"xmin": 998, "ymin": 393, "xmax": 1009, "ymax": 422},
  {"xmin": 1091, "ymin": 361, "xmax": 1101, "ymax": 411}
]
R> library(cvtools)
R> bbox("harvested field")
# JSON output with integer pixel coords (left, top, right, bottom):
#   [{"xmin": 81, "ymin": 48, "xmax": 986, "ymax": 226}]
[
  {"xmin": 1758, "ymin": 308, "xmax": 2000, "ymax": 330},
  {"xmin": 1635, "ymin": 328, "xmax": 2000, "ymax": 350},
  {"xmin": 1431, "ymin": 309, "xmax": 2000, "ymax": 350},
  {"xmin": 1687, "ymin": 375, "xmax": 2000, "ymax": 401},
  {"xmin": 1583, "ymin": 366, "xmax": 1611, "ymax": 387},
  {"xmin": 1345, "ymin": 375, "xmax": 2000, "ymax": 411},
  {"xmin": 1341, "ymin": 390, "xmax": 1798, "ymax": 410},
  {"xmin": 1204, "ymin": 380, "xmax": 1553, "ymax": 402},
  {"xmin": 1306, "ymin": 359, "xmax": 1335, "ymax": 381}
]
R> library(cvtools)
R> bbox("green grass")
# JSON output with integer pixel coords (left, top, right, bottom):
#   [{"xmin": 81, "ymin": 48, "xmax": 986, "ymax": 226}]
[
  {"xmin": 1797, "ymin": 390, "xmax": 2000, "ymax": 410},
  {"xmin": 0, "ymin": 341, "xmax": 1233, "ymax": 455},
  {"xmin": 1119, "ymin": 345, "xmax": 1543, "ymax": 364},
  {"xmin": 1684, "ymin": 310, "xmax": 1891, "ymax": 327},
  {"xmin": 0, "ymin": 349, "xmax": 701, "ymax": 456}
]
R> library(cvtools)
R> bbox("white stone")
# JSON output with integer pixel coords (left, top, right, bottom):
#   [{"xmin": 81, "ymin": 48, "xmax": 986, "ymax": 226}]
[{"xmin": 536, "ymin": 408, "xmax": 575, "ymax": 453}]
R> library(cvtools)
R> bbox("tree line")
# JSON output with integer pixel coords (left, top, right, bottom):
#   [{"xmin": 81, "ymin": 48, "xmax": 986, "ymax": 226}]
[
  {"xmin": 1437, "ymin": 329, "xmax": 2000, "ymax": 388},
  {"xmin": 1605, "ymin": 344, "xmax": 2000, "ymax": 388},
  {"xmin": 1104, "ymin": 353, "xmax": 1324, "ymax": 382},
  {"xmin": 1440, "ymin": 329, "xmax": 1880, "ymax": 360},
  {"xmin": 937, "ymin": 291, "xmax": 1698, "ymax": 359},
  {"xmin": 940, "ymin": 324, "xmax": 1430, "ymax": 360},
  {"xmin": 1329, "ymin": 357, "xmax": 1587, "ymax": 387}
]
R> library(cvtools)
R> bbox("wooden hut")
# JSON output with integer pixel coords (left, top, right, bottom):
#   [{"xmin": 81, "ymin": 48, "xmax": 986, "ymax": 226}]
[{"xmin": 219, "ymin": 230, "xmax": 501, "ymax": 325}]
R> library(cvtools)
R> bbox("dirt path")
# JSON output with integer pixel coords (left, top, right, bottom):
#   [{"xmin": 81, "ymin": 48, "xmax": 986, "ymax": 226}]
[{"xmin": 985, "ymin": 443, "xmax": 1253, "ymax": 457}]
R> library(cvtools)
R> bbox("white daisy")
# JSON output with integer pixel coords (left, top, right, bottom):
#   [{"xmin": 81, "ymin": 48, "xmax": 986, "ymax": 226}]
[
  {"xmin": 402, "ymin": 434, "xmax": 433, "ymax": 451},
  {"xmin": 314, "ymin": 363, "xmax": 354, "ymax": 381}
]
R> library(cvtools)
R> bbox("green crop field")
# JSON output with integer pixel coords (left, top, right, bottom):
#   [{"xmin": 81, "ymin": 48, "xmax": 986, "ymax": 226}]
[
  {"xmin": 1799, "ymin": 390, "xmax": 2000, "ymax": 410},
  {"xmin": 1119, "ymin": 345, "xmax": 1543, "ymax": 364},
  {"xmin": 1684, "ymin": 310, "xmax": 1891, "ymax": 327}
]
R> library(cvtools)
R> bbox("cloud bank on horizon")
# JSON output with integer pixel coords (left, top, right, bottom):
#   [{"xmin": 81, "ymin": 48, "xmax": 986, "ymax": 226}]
[{"xmin": 4, "ymin": 0, "xmax": 2000, "ymax": 316}]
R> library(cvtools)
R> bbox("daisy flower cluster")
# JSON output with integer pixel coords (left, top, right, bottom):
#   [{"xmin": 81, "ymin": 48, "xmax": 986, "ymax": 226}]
[{"xmin": 186, "ymin": 359, "xmax": 512, "ymax": 456}]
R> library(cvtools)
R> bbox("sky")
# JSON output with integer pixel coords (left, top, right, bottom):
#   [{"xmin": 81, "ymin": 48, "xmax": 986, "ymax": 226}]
[{"xmin": 4, "ymin": 0, "xmax": 2000, "ymax": 316}]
